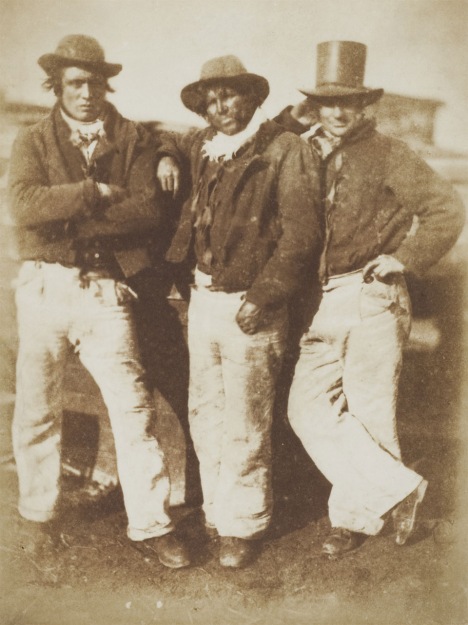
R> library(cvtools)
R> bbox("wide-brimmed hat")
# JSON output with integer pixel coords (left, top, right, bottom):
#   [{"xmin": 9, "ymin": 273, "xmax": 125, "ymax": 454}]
[
  {"xmin": 181, "ymin": 55, "xmax": 269, "ymax": 114},
  {"xmin": 38, "ymin": 35, "xmax": 122, "ymax": 77},
  {"xmin": 300, "ymin": 41, "xmax": 383, "ymax": 106}
]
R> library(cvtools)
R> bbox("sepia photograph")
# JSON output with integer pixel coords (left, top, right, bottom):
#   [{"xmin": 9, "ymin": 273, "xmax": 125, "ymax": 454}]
[{"xmin": 1, "ymin": 1, "xmax": 467, "ymax": 624}]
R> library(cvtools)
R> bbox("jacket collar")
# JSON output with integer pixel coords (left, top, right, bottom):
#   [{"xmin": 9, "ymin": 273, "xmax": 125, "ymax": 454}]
[
  {"xmin": 308, "ymin": 117, "xmax": 376, "ymax": 160},
  {"xmin": 52, "ymin": 104, "xmax": 87, "ymax": 182},
  {"xmin": 194, "ymin": 119, "xmax": 286, "ymax": 187},
  {"xmin": 340, "ymin": 117, "xmax": 376, "ymax": 147},
  {"xmin": 201, "ymin": 108, "xmax": 268, "ymax": 162},
  {"xmin": 249, "ymin": 119, "xmax": 287, "ymax": 155},
  {"xmin": 51, "ymin": 101, "xmax": 139, "ymax": 180},
  {"xmin": 201, "ymin": 118, "xmax": 286, "ymax": 154}
]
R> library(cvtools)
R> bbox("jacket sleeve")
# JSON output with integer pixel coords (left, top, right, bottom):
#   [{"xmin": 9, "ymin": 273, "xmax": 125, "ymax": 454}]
[
  {"xmin": 156, "ymin": 128, "xmax": 204, "ymax": 165},
  {"xmin": 386, "ymin": 140, "xmax": 465, "ymax": 276},
  {"xmin": 8, "ymin": 126, "xmax": 97, "ymax": 227},
  {"xmin": 245, "ymin": 136, "xmax": 322, "ymax": 309},
  {"xmin": 103, "ymin": 140, "xmax": 160, "ymax": 223},
  {"xmin": 273, "ymin": 106, "xmax": 311, "ymax": 136},
  {"xmin": 76, "ymin": 146, "xmax": 161, "ymax": 240}
]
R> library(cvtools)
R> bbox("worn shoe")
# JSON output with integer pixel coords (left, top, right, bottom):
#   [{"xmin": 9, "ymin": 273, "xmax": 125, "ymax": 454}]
[
  {"xmin": 133, "ymin": 532, "xmax": 191, "ymax": 569},
  {"xmin": 392, "ymin": 479, "xmax": 428, "ymax": 545},
  {"xmin": 18, "ymin": 518, "xmax": 63, "ymax": 557},
  {"xmin": 321, "ymin": 527, "xmax": 362, "ymax": 557},
  {"xmin": 219, "ymin": 537, "xmax": 260, "ymax": 568}
]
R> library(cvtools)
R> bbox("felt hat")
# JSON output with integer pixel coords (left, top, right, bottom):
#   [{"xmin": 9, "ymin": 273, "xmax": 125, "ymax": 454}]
[
  {"xmin": 181, "ymin": 55, "xmax": 269, "ymax": 113},
  {"xmin": 38, "ymin": 35, "xmax": 122, "ymax": 77}
]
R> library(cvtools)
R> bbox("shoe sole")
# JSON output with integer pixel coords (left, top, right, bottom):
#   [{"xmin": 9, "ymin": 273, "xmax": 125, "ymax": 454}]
[
  {"xmin": 158, "ymin": 556, "xmax": 191, "ymax": 569},
  {"xmin": 321, "ymin": 547, "xmax": 358, "ymax": 559},
  {"xmin": 321, "ymin": 541, "xmax": 362, "ymax": 559},
  {"xmin": 219, "ymin": 557, "xmax": 253, "ymax": 568},
  {"xmin": 128, "ymin": 540, "xmax": 191, "ymax": 569},
  {"xmin": 393, "ymin": 479, "xmax": 428, "ymax": 546}
]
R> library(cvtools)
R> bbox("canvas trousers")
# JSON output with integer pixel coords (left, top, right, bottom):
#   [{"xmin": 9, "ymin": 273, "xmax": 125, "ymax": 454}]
[
  {"xmin": 288, "ymin": 270, "xmax": 424, "ymax": 535},
  {"xmin": 12, "ymin": 261, "xmax": 173, "ymax": 541},
  {"xmin": 187, "ymin": 273, "xmax": 287, "ymax": 538}
]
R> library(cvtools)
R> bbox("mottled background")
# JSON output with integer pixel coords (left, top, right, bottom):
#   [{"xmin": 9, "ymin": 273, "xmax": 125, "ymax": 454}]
[{"xmin": 1, "ymin": 0, "xmax": 467, "ymax": 151}]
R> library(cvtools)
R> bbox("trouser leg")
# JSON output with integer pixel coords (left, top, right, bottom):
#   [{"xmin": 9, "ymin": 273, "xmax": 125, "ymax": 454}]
[
  {"xmin": 188, "ymin": 286, "xmax": 287, "ymax": 538},
  {"xmin": 187, "ymin": 288, "xmax": 227, "ymax": 528},
  {"xmin": 288, "ymin": 278, "xmax": 421, "ymax": 535},
  {"xmin": 215, "ymin": 319, "xmax": 285, "ymax": 538},
  {"xmin": 344, "ymin": 275, "xmax": 412, "ymax": 459},
  {"xmin": 75, "ymin": 279, "xmax": 173, "ymax": 540},
  {"xmin": 12, "ymin": 262, "xmax": 69, "ymax": 522}
]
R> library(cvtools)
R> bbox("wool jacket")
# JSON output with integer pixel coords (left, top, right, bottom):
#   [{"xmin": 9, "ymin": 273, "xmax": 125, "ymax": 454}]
[
  {"xmin": 275, "ymin": 108, "xmax": 465, "ymax": 279},
  {"xmin": 8, "ymin": 102, "xmax": 162, "ymax": 277},
  {"xmin": 159, "ymin": 120, "xmax": 322, "ymax": 310}
]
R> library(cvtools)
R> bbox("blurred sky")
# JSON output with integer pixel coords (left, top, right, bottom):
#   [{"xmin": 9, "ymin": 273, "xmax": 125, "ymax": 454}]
[{"xmin": 1, "ymin": 0, "xmax": 467, "ymax": 152}]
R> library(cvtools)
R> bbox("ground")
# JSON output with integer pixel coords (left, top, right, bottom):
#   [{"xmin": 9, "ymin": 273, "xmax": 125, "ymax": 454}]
[{"xmin": 1, "ymin": 303, "xmax": 467, "ymax": 625}]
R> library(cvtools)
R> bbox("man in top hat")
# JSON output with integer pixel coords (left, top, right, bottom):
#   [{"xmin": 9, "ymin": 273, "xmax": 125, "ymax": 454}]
[
  {"xmin": 156, "ymin": 55, "xmax": 321, "ymax": 567},
  {"xmin": 275, "ymin": 41, "xmax": 465, "ymax": 556},
  {"xmin": 8, "ymin": 34, "xmax": 190, "ymax": 568}
]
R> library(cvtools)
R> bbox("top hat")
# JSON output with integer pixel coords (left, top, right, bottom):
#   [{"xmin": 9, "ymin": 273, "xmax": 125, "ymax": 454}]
[
  {"xmin": 181, "ymin": 55, "xmax": 269, "ymax": 114},
  {"xmin": 38, "ymin": 35, "xmax": 122, "ymax": 77},
  {"xmin": 300, "ymin": 41, "xmax": 383, "ymax": 106}
]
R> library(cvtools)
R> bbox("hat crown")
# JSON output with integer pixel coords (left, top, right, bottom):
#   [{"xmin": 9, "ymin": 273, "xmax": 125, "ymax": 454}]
[
  {"xmin": 38, "ymin": 34, "xmax": 122, "ymax": 77},
  {"xmin": 54, "ymin": 35, "xmax": 106, "ymax": 64},
  {"xmin": 316, "ymin": 41, "xmax": 367, "ymax": 89},
  {"xmin": 180, "ymin": 55, "xmax": 269, "ymax": 114},
  {"xmin": 199, "ymin": 55, "xmax": 249, "ymax": 81}
]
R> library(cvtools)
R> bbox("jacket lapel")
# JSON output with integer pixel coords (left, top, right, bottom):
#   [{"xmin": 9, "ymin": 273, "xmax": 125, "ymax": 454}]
[
  {"xmin": 229, "ymin": 121, "xmax": 286, "ymax": 204},
  {"xmin": 51, "ymin": 106, "xmax": 88, "ymax": 182},
  {"xmin": 93, "ymin": 104, "xmax": 138, "ymax": 183},
  {"xmin": 323, "ymin": 118, "xmax": 376, "ymax": 200}
]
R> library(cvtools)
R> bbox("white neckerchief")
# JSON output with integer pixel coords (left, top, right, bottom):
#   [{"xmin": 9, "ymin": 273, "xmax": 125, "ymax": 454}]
[
  {"xmin": 202, "ymin": 107, "xmax": 268, "ymax": 162},
  {"xmin": 301, "ymin": 123, "xmax": 342, "ymax": 160},
  {"xmin": 60, "ymin": 108, "xmax": 106, "ymax": 162}
]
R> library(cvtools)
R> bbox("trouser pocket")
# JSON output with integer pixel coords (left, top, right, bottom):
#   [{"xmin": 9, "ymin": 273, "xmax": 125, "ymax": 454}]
[{"xmin": 360, "ymin": 274, "xmax": 411, "ymax": 319}]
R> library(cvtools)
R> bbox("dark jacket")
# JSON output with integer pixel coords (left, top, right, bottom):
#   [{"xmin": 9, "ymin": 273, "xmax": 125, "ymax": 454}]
[
  {"xmin": 159, "ymin": 120, "xmax": 321, "ymax": 309},
  {"xmin": 8, "ymin": 102, "xmax": 162, "ymax": 277},
  {"xmin": 276, "ymin": 108, "xmax": 465, "ymax": 279}
]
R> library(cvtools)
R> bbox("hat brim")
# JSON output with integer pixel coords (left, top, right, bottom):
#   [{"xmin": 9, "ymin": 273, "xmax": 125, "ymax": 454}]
[
  {"xmin": 181, "ymin": 74, "xmax": 269, "ymax": 114},
  {"xmin": 38, "ymin": 53, "xmax": 122, "ymax": 78},
  {"xmin": 299, "ymin": 85, "xmax": 384, "ymax": 106}
]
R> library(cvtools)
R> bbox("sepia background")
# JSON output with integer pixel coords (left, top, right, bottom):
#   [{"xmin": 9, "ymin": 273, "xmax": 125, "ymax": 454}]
[{"xmin": 1, "ymin": 1, "xmax": 467, "ymax": 624}]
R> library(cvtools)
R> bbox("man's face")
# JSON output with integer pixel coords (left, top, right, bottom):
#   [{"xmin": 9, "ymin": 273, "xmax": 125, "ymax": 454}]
[
  {"xmin": 318, "ymin": 99, "xmax": 364, "ymax": 137},
  {"xmin": 204, "ymin": 85, "xmax": 257, "ymax": 136},
  {"xmin": 60, "ymin": 66, "xmax": 107, "ymax": 122}
]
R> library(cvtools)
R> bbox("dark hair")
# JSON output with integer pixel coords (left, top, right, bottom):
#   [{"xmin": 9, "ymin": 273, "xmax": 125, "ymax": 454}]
[
  {"xmin": 196, "ymin": 80, "xmax": 262, "ymax": 116},
  {"xmin": 42, "ymin": 66, "xmax": 114, "ymax": 96}
]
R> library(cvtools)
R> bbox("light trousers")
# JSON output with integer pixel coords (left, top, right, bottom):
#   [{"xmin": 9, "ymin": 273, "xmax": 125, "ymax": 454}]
[
  {"xmin": 188, "ymin": 278, "xmax": 287, "ymax": 538},
  {"xmin": 288, "ymin": 271, "xmax": 423, "ymax": 535},
  {"xmin": 12, "ymin": 261, "xmax": 173, "ymax": 540}
]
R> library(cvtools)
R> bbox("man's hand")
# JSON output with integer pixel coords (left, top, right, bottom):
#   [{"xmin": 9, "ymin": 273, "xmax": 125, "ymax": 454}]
[
  {"xmin": 96, "ymin": 183, "xmax": 127, "ymax": 204},
  {"xmin": 362, "ymin": 254, "xmax": 406, "ymax": 283},
  {"xmin": 235, "ymin": 300, "xmax": 264, "ymax": 335},
  {"xmin": 157, "ymin": 156, "xmax": 180, "ymax": 197},
  {"xmin": 290, "ymin": 98, "xmax": 318, "ymax": 128}
]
